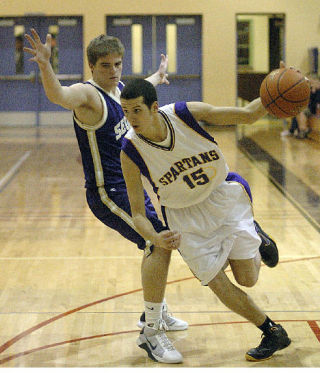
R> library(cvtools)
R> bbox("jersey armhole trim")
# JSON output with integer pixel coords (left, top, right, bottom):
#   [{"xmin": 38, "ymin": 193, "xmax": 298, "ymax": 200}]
[{"xmin": 73, "ymin": 90, "xmax": 108, "ymax": 131}]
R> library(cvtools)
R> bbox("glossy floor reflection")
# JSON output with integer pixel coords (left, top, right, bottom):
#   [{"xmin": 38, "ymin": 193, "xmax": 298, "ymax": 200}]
[{"xmin": 0, "ymin": 122, "xmax": 319, "ymax": 367}]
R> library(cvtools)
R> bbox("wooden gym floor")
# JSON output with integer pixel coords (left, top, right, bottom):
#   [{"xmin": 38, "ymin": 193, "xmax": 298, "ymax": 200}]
[{"xmin": 0, "ymin": 118, "xmax": 320, "ymax": 368}]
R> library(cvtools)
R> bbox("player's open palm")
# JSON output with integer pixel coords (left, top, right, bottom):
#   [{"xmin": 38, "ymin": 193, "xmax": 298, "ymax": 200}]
[
  {"xmin": 24, "ymin": 28, "xmax": 51, "ymax": 68},
  {"xmin": 158, "ymin": 54, "xmax": 169, "ymax": 85}
]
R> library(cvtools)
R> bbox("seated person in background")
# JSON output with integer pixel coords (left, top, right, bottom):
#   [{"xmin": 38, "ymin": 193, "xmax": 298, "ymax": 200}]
[{"xmin": 282, "ymin": 77, "xmax": 320, "ymax": 139}]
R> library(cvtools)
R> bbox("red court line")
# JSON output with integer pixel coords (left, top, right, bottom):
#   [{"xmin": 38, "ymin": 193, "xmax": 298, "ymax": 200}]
[
  {"xmin": 307, "ymin": 320, "xmax": 320, "ymax": 343},
  {"xmin": 0, "ymin": 275, "xmax": 194, "ymax": 355},
  {"xmin": 275, "ymin": 255, "xmax": 320, "ymax": 265},
  {"xmin": 0, "ymin": 254, "xmax": 319, "ymax": 363},
  {"xmin": 0, "ymin": 288, "xmax": 141, "ymax": 355},
  {"xmin": 0, "ymin": 329, "xmax": 137, "ymax": 365},
  {"xmin": 1, "ymin": 319, "xmax": 320, "ymax": 365}
]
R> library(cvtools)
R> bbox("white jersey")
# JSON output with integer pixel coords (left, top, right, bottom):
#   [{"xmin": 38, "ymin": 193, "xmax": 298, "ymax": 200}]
[
  {"xmin": 122, "ymin": 101, "xmax": 229, "ymax": 208},
  {"xmin": 122, "ymin": 101, "xmax": 260, "ymax": 286}
]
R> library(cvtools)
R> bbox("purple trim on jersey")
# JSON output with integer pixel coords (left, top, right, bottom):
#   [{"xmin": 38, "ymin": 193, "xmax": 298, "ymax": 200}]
[
  {"xmin": 226, "ymin": 172, "xmax": 252, "ymax": 202},
  {"xmin": 161, "ymin": 205, "xmax": 169, "ymax": 229},
  {"xmin": 122, "ymin": 138, "xmax": 150, "ymax": 177},
  {"xmin": 174, "ymin": 101, "xmax": 217, "ymax": 145},
  {"xmin": 121, "ymin": 138, "xmax": 160, "ymax": 197}
]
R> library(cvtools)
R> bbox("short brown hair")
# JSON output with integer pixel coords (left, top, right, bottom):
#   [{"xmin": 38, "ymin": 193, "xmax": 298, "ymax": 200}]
[
  {"xmin": 86, "ymin": 35, "xmax": 125, "ymax": 66},
  {"xmin": 121, "ymin": 79, "xmax": 158, "ymax": 109}
]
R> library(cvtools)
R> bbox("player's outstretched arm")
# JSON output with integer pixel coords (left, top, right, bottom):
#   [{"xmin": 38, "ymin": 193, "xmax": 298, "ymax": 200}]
[
  {"xmin": 187, "ymin": 99, "xmax": 267, "ymax": 126},
  {"xmin": 189, "ymin": 61, "xmax": 288, "ymax": 126},
  {"xmin": 24, "ymin": 28, "xmax": 92, "ymax": 111},
  {"xmin": 145, "ymin": 54, "xmax": 170, "ymax": 86},
  {"xmin": 120, "ymin": 150, "xmax": 180, "ymax": 250}
]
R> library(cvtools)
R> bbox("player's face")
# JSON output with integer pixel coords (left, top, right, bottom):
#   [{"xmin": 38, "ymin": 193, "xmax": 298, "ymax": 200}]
[
  {"xmin": 90, "ymin": 54, "xmax": 123, "ymax": 91},
  {"xmin": 121, "ymin": 96, "xmax": 157, "ymax": 135}
]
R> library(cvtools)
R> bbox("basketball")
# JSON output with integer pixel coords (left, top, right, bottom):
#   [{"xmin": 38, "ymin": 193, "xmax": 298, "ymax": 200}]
[{"xmin": 260, "ymin": 68, "xmax": 310, "ymax": 118}]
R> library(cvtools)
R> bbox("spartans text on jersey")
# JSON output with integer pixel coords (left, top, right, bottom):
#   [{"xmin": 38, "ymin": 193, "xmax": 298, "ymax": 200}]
[{"xmin": 159, "ymin": 149, "xmax": 220, "ymax": 186}]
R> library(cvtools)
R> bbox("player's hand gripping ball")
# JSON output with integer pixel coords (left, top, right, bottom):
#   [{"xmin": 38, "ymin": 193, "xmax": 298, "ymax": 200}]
[{"xmin": 260, "ymin": 68, "xmax": 310, "ymax": 118}]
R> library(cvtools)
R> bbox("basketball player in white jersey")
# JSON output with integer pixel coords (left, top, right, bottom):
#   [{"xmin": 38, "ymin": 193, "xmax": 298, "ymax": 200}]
[{"xmin": 120, "ymin": 78, "xmax": 291, "ymax": 362}]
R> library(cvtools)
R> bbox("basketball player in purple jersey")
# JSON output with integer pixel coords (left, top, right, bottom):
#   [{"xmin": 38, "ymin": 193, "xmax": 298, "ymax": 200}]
[
  {"xmin": 24, "ymin": 29, "xmax": 278, "ymax": 364},
  {"xmin": 24, "ymin": 28, "xmax": 188, "ymax": 364}
]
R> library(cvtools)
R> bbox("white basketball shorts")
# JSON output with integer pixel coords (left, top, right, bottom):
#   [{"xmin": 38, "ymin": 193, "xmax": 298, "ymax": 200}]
[{"xmin": 164, "ymin": 180, "xmax": 261, "ymax": 285}]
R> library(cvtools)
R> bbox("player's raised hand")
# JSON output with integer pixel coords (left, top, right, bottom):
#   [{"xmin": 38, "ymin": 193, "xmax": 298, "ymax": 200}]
[
  {"xmin": 24, "ymin": 28, "xmax": 52, "ymax": 68},
  {"xmin": 154, "ymin": 230, "xmax": 181, "ymax": 250},
  {"xmin": 279, "ymin": 60, "xmax": 302, "ymax": 73},
  {"xmin": 157, "ymin": 54, "xmax": 170, "ymax": 85},
  {"xmin": 310, "ymin": 77, "xmax": 320, "ymax": 93}
]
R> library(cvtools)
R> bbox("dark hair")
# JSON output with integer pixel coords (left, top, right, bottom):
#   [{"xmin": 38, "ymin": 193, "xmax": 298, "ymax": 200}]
[
  {"xmin": 121, "ymin": 79, "xmax": 158, "ymax": 108},
  {"xmin": 86, "ymin": 34, "xmax": 125, "ymax": 66}
]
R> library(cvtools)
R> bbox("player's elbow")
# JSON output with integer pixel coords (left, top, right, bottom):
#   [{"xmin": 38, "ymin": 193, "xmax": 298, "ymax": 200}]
[
  {"xmin": 242, "ymin": 109, "xmax": 265, "ymax": 124},
  {"xmin": 246, "ymin": 115, "xmax": 259, "ymax": 125},
  {"xmin": 47, "ymin": 91, "xmax": 71, "ymax": 110},
  {"xmin": 51, "ymin": 87, "xmax": 83, "ymax": 111}
]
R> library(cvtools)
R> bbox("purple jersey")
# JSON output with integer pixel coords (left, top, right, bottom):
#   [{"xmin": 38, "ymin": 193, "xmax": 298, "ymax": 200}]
[
  {"xmin": 73, "ymin": 80, "xmax": 166, "ymax": 252},
  {"xmin": 73, "ymin": 80, "xmax": 130, "ymax": 189}
]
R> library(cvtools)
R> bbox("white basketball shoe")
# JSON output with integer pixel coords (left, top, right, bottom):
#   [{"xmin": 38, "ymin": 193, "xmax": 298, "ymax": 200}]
[{"xmin": 137, "ymin": 320, "xmax": 183, "ymax": 363}]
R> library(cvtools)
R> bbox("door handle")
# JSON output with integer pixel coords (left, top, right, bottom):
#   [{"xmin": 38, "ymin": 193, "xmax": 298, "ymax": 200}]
[
  {"xmin": 38, "ymin": 73, "xmax": 82, "ymax": 82},
  {"xmin": 0, "ymin": 71, "xmax": 36, "ymax": 82},
  {"xmin": 122, "ymin": 74, "xmax": 200, "ymax": 80}
]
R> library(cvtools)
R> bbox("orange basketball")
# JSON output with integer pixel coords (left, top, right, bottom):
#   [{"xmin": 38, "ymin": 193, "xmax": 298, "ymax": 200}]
[{"xmin": 260, "ymin": 68, "xmax": 310, "ymax": 118}]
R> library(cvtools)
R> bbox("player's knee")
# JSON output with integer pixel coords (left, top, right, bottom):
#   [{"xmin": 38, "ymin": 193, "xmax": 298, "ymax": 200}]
[{"xmin": 234, "ymin": 272, "xmax": 258, "ymax": 287}]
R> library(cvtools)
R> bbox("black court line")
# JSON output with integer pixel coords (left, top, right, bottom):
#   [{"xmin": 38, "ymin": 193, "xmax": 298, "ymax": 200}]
[{"xmin": 238, "ymin": 137, "xmax": 320, "ymax": 232}]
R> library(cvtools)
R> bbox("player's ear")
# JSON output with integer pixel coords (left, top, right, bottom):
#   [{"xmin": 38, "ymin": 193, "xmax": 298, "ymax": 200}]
[
  {"xmin": 151, "ymin": 101, "xmax": 159, "ymax": 113},
  {"xmin": 89, "ymin": 62, "xmax": 95, "ymax": 73}
]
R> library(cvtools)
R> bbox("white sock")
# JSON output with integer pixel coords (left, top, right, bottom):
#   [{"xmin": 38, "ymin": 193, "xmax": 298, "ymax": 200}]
[
  {"xmin": 162, "ymin": 298, "xmax": 168, "ymax": 314},
  {"xmin": 144, "ymin": 301, "xmax": 162, "ymax": 329}
]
